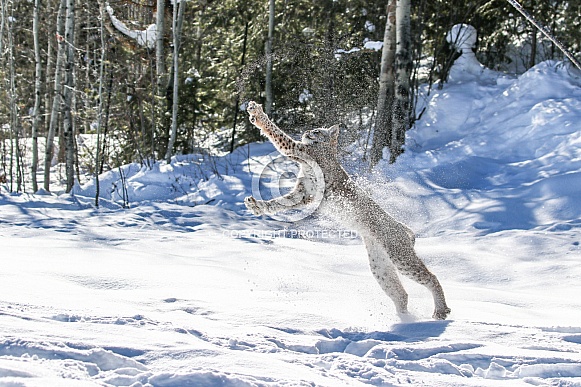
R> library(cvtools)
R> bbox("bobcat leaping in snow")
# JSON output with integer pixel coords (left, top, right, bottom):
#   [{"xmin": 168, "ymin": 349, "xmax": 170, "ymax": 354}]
[{"xmin": 244, "ymin": 101, "xmax": 451, "ymax": 320}]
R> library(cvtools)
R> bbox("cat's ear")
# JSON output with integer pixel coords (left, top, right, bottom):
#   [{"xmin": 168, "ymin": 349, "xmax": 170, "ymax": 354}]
[{"xmin": 328, "ymin": 124, "xmax": 340, "ymax": 148}]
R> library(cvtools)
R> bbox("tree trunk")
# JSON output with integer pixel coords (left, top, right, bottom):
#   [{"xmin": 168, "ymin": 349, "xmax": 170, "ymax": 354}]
[
  {"xmin": 62, "ymin": 0, "xmax": 76, "ymax": 192},
  {"xmin": 0, "ymin": 0, "xmax": 8, "ymax": 184},
  {"xmin": 8, "ymin": 12, "xmax": 20, "ymax": 192},
  {"xmin": 165, "ymin": 0, "xmax": 185, "ymax": 163},
  {"xmin": 370, "ymin": 0, "xmax": 397, "ymax": 167},
  {"xmin": 0, "ymin": 0, "xmax": 5, "ymax": 66},
  {"xmin": 32, "ymin": 0, "xmax": 42, "ymax": 192},
  {"xmin": 390, "ymin": 0, "xmax": 412, "ymax": 164},
  {"xmin": 43, "ymin": 0, "xmax": 67, "ymax": 192},
  {"xmin": 155, "ymin": 0, "xmax": 166, "ymax": 94},
  {"xmin": 187, "ymin": 3, "xmax": 206, "ymax": 153},
  {"xmin": 95, "ymin": 1, "xmax": 107, "ymax": 207},
  {"xmin": 0, "ymin": 0, "xmax": 8, "ymax": 185},
  {"xmin": 99, "ymin": 68, "xmax": 114, "ymax": 175},
  {"xmin": 230, "ymin": 21, "xmax": 249, "ymax": 153},
  {"xmin": 264, "ymin": 0, "xmax": 275, "ymax": 115},
  {"xmin": 529, "ymin": 29, "xmax": 537, "ymax": 68},
  {"xmin": 44, "ymin": 2, "xmax": 54, "ymax": 134}
]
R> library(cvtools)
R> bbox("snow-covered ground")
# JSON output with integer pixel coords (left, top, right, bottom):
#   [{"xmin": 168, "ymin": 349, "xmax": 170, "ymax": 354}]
[{"xmin": 1, "ymin": 60, "xmax": 581, "ymax": 386}]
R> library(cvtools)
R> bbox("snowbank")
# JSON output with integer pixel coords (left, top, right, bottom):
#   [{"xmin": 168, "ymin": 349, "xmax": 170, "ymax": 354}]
[{"xmin": 1, "ymin": 60, "xmax": 581, "ymax": 386}]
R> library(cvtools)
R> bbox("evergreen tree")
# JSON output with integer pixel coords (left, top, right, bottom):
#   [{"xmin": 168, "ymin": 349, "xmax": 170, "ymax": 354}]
[{"xmin": 0, "ymin": 0, "xmax": 579, "ymax": 192}]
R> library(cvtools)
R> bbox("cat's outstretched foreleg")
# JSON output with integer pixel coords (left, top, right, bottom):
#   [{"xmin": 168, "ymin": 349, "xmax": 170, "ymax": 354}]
[{"xmin": 246, "ymin": 101, "xmax": 305, "ymax": 157}]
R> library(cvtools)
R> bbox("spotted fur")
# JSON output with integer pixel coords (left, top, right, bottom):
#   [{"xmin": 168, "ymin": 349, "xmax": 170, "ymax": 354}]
[{"xmin": 244, "ymin": 101, "xmax": 450, "ymax": 320}]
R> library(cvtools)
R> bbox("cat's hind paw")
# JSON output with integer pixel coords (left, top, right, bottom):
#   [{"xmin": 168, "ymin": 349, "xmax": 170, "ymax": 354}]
[{"xmin": 432, "ymin": 307, "xmax": 451, "ymax": 320}]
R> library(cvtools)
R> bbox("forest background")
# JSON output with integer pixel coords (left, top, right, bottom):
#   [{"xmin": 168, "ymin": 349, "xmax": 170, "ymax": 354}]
[{"xmin": 0, "ymin": 0, "xmax": 579, "ymax": 195}]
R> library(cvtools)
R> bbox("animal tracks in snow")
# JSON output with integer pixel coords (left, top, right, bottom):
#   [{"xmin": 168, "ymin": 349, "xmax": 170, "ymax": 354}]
[
  {"xmin": 260, "ymin": 321, "xmax": 581, "ymax": 385},
  {"xmin": 50, "ymin": 313, "xmax": 155, "ymax": 327},
  {"xmin": 2, "ymin": 296, "xmax": 581, "ymax": 385}
]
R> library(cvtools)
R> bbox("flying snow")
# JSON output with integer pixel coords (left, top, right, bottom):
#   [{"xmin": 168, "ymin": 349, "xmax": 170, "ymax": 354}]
[{"xmin": 1, "ymin": 59, "xmax": 581, "ymax": 385}]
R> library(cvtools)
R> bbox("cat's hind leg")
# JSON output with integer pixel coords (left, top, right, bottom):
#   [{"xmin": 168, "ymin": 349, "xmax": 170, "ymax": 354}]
[
  {"xmin": 389, "ymin": 244, "xmax": 450, "ymax": 320},
  {"xmin": 364, "ymin": 237, "xmax": 409, "ymax": 315}
]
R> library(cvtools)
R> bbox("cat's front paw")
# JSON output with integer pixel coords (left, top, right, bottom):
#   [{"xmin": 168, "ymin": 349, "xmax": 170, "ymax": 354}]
[
  {"xmin": 244, "ymin": 196, "xmax": 264, "ymax": 216},
  {"xmin": 247, "ymin": 101, "xmax": 264, "ymax": 118}
]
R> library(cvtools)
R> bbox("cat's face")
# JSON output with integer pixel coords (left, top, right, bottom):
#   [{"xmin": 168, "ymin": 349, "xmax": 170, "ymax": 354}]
[{"xmin": 301, "ymin": 125, "xmax": 339, "ymax": 148}]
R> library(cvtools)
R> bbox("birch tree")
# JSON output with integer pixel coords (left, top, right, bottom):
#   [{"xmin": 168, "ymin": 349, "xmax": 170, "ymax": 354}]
[
  {"xmin": 8, "ymin": 8, "xmax": 21, "ymax": 191},
  {"xmin": 370, "ymin": 0, "xmax": 396, "ymax": 167},
  {"xmin": 155, "ymin": 0, "xmax": 166, "ymax": 94},
  {"xmin": 31, "ymin": 0, "xmax": 42, "ymax": 192},
  {"xmin": 390, "ymin": 0, "xmax": 412, "ymax": 163},
  {"xmin": 44, "ymin": 1, "xmax": 54, "ymax": 134},
  {"xmin": 95, "ymin": 1, "xmax": 107, "ymax": 207},
  {"xmin": 62, "ymin": 0, "xmax": 76, "ymax": 192},
  {"xmin": 370, "ymin": 0, "xmax": 411, "ymax": 165},
  {"xmin": 165, "ymin": 0, "xmax": 186, "ymax": 163},
  {"xmin": 0, "ymin": 0, "xmax": 4, "ymax": 57},
  {"xmin": 264, "ymin": 0, "xmax": 275, "ymax": 115},
  {"xmin": 43, "ymin": 0, "xmax": 67, "ymax": 192},
  {"xmin": 0, "ymin": 0, "xmax": 5, "ymax": 186}
]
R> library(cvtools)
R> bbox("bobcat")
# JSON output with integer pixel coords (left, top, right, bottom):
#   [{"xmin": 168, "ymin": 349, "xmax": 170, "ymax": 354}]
[{"xmin": 244, "ymin": 101, "xmax": 451, "ymax": 320}]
